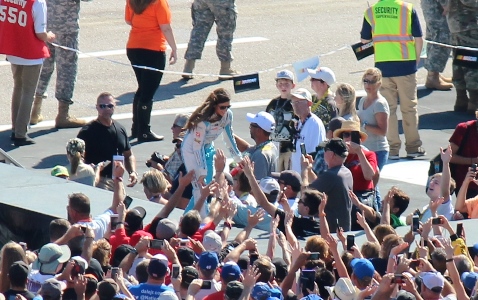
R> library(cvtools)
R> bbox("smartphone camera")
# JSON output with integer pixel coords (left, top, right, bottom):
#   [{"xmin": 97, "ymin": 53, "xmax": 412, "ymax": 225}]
[
  {"xmin": 249, "ymin": 253, "xmax": 259, "ymax": 266},
  {"xmin": 472, "ymin": 163, "xmax": 477, "ymax": 173},
  {"xmin": 150, "ymin": 239, "xmax": 164, "ymax": 249},
  {"xmin": 80, "ymin": 226, "xmax": 87, "ymax": 233},
  {"xmin": 308, "ymin": 252, "xmax": 320, "ymax": 260},
  {"xmin": 346, "ymin": 235, "xmax": 355, "ymax": 251},
  {"xmin": 432, "ymin": 217, "xmax": 442, "ymax": 225},
  {"xmin": 351, "ymin": 131, "xmax": 361, "ymax": 144},
  {"xmin": 123, "ymin": 196, "xmax": 133, "ymax": 209},
  {"xmin": 111, "ymin": 267, "xmax": 120, "ymax": 278},
  {"xmin": 201, "ymin": 280, "xmax": 212, "ymax": 289},
  {"xmin": 172, "ymin": 264, "xmax": 180, "ymax": 279},
  {"xmin": 300, "ymin": 143, "xmax": 307, "ymax": 156},
  {"xmin": 412, "ymin": 215, "xmax": 420, "ymax": 232},
  {"xmin": 392, "ymin": 274, "xmax": 405, "ymax": 284},
  {"xmin": 110, "ymin": 214, "xmax": 119, "ymax": 233},
  {"xmin": 456, "ymin": 222, "xmax": 464, "ymax": 237}
]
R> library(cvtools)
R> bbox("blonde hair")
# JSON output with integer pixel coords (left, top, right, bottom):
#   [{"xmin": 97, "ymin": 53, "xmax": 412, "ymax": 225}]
[
  {"xmin": 362, "ymin": 67, "xmax": 382, "ymax": 83},
  {"xmin": 92, "ymin": 238, "xmax": 112, "ymax": 267},
  {"xmin": 66, "ymin": 138, "xmax": 86, "ymax": 175},
  {"xmin": 140, "ymin": 169, "xmax": 168, "ymax": 194},
  {"xmin": 0, "ymin": 242, "xmax": 26, "ymax": 293},
  {"xmin": 335, "ymin": 83, "xmax": 359, "ymax": 122}
]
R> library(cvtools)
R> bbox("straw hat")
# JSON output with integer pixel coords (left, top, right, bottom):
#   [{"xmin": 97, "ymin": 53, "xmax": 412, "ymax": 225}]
[{"xmin": 333, "ymin": 120, "xmax": 368, "ymax": 141}]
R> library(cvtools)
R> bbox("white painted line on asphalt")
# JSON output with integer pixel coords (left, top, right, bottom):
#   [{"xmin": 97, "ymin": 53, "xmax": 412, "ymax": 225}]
[
  {"xmin": 0, "ymin": 37, "xmax": 269, "ymax": 66},
  {"xmin": 380, "ymin": 160, "xmax": 429, "ymax": 186}
]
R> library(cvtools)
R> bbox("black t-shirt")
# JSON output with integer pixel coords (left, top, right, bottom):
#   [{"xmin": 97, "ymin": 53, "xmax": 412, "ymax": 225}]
[
  {"xmin": 266, "ymin": 97, "xmax": 295, "ymax": 153},
  {"xmin": 275, "ymin": 209, "xmax": 320, "ymax": 238},
  {"xmin": 3, "ymin": 289, "xmax": 35, "ymax": 300},
  {"xmin": 169, "ymin": 164, "xmax": 193, "ymax": 200},
  {"xmin": 77, "ymin": 120, "xmax": 131, "ymax": 177}
]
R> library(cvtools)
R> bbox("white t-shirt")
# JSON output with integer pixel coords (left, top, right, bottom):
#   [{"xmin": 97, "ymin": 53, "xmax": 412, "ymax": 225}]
[
  {"xmin": 77, "ymin": 209, "xmax": 113, "ymax": 240},
  {"xmin": 6, "ymin": 0, "xmax": 47, "ymax": 65},
  {"xmin": 291, "ymin": 114, "xmax": 326, "ymax": 174},
  {"xmin": 420, "ymin": 197, "xmax": 454, "ymax": 223}
]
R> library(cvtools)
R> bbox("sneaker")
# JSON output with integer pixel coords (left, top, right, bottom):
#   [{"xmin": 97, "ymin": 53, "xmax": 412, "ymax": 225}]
[
  {"xmin": 388, "ymin": 154, "xmax": 400, "ymax": 160},
  {"xmin": 407, "ymin": 147, "xmax": 426, "ymax": 158}
]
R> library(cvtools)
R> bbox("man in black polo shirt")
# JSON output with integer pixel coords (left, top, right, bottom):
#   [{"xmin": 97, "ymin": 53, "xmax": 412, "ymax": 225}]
[
  {"xmin": 241, "ymin": 156, "xmax": 321, "ymax": 238},
  {"xmin": 77, "ymin": 92, "xmax": 138, "ymax": 190}
]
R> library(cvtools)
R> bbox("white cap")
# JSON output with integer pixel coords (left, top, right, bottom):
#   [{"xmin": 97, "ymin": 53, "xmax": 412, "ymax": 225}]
[
  {"xmin": 259, "ymin": 177, "xmax": 280, "ymax": 194},
  {"xmin": 275, "ymin": 69, "xmax": 295, "ymax": 82},
  {"xmin": 325, "ymin": 278, "xmax": 357, "ymax": 300},
  {"xmin": 291, "ymin": 88, "xmax": 312, "ymax": 102},
  {"xmin": 203, "ymin": 230, "xmax": 222, "ymax": 253},
  {"xmin": 307, "ymin": 66, "xmax": 336, "ymax": 86},
  {"xmin": 420, "ymin": 272, "xmax": 445, "ymax": 290},
  {"xmin": 246, "ymin": 111, "xmax": 276, "ymax": 133}
]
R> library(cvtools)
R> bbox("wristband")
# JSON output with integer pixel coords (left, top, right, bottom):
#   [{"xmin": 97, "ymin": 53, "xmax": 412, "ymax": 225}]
[
  {"xmin": 224, "ymin": 221, "xmax": 232, "ymax": 229},
  {"xmin": 450, "ymin": 234, "xmax": 458, "ymax": 241},
  {"xmin": 130, "ymin": 248, "xmax": 138, "ymax": 255},
  {"xmin": 116, "ymin": 222, "xmax": 124, "ymax": 225},
  {"xmin": 446, "ymin": 258, "xmax": 454, "ymax": 262},
  {"xmin": 129, "ymin": 171, "xmax": 138, "ymax": 176},
  {"xmin": 389, "ymin": 254, "xmax": 396, "ymax": 260}
]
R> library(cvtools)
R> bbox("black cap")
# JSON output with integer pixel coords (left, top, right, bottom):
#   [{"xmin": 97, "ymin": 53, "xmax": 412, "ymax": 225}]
[{"xmin": 322, "ymin": 138, "xmax": 348, "ymax": 158}]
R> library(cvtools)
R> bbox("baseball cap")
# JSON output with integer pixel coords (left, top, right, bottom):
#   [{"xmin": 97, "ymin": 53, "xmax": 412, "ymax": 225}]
[
  {"xmin": 272, "ymin": 257, "xmax": 288, "ymax": 281},
  {"xmin": 148, "ymin": 258, "xmax": 168, "ymax": 279},
  {"xmin": 251, "ymin": 282, "xmax": 283, "ymax": 300},
  {"xmin": 125, "ymin": 206, "xmax": 146, "ymax": 232},
  {"xmin": 259, "ymin": 177, "xmax": 280, "ymax": 194},
  {"xmin": 420, "ymin": 272, "xmax": 445, "ymax": 292},
  {"xmin": 325, "ymin": 277, "xmax": 357, "ymax": 300},
  {"xmin": 276, "ymin": 70, "xmax": 295, "ymax": 83},
  {"xmin": 328, "ymin": 117, "xmax": 345, "ymax": 133},
  {"xmin": 8, "ymin": 261, "xmax": 30, "ymax": 283},
  {"xmin": 396, "ymin": 290, "xmax": 416, "ymax": 300},
  {"xmin": 203, "ymin": 230, "xmax": 222, "ymax": 253},
  {"xmin": 237, "ymin": 256, "xmax": 249, "ymax": 271},
  {"xmin": 33, "ymin": 243, "xmax": 71, "ymax": 275},
  {"xmin": 198, "ymin": 251, "xmax": 219, "ymax": 270},
  {"xmin": 177, "ymin": 246, "xmax": 197, "ymax": 267},
  {"xmin": 472, "ymin": 242, "xmax": 478, "ymax": 258},
  {"xmin": 97, "ymin": 278, "xmax": 119, "ymax": 300},
  {"xmin": 51, "ymin": 166, "xmax": 69, "ymax": 178},
  {"xmin": 221, "ymin": 262, "xmax": 241, "ymax": 282},
  {"xmin": 291, "ymin": 88, "xmax": 312, "ymax": 102},
  {"xmin": 271, "ymin": 170, "xmax": 302, "ymax": 191},
  {"xmin": 307, "ymin": 67, "xmax": 336, "ymax": 86},
  {"xmin": 225, "ymin": 281, "xmax": 244, "ymax": 300},
  {"xmin": 181, "ymin": 266, "xmax": 199, "ymax": 285},
  {"xmin": 41, "ymin": 278, "xmax": 63, "ymax": 300},
  {"xmin": 321, "ymin": 138, "xmax": 348, "ymax": 158},
  {"xmin": 155, "ymin": 218, "xmax": 177, "ymax": 240},
  {"xmin": 112, "ymin": 244, "xmax": 135, "ymax": 267},
  {"xmin": 351, "ymin": 258, "xmax": 375, "ymax": 280},
  {"xmin": 300, "ymin": 295, "xmax": 323, "ymax": 300},
  {"xmin": 461, "ymin": 272, "xmax": 478, "ymax": 291},
  {"xmin": 129, "ymin": 230, "xmax": 153, "ymax": 248},
  {"xmin": 246, "ymin": 111, "xmax": 276, "ymax": 133},
  {"xmin": 71, "ymin": 256, "xmax": 89, "ymax": 274},
  {"xmin": 173, "ymin": 114, "xmax": 190, "ymax": 128},
  {"xmin": 224, "ymin": 172, "xmax": 234, "ymax": 186}
]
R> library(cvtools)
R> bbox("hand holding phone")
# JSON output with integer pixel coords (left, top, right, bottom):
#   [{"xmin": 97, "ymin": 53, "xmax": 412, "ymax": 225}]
[
  {"xmin": 172, "ymin": 264, "xmax": 180, "ymax": 279},
  {"xmin": 392, "ymin": 274, "xmax": 405, "ymax": 284},
  {"xmin": 346, "ymin": 235, "xmax": 355, "ymax": 251},
  {"xmin": 300, "ymin": 143, "xmax": 307, "ymax": 155},
  {"xmin": 111, "ymin": 267, "xmax": 120, "ymax": 278},
  {"xmin": 456, "ymin": 223, "xmax": 464, "ymax": 237},
  {"xmin": 432, "ymin": 217, "xmax": 442, "ymax": 225},
  {"xmin": 351, "ymin": 131, "xmax": 361, "ymax": 145},
  {"xmin": 308, "ymin": 252, "xmax": 320, "ymax": 260},
  {"xmin": 150, "ymin": 239, "xmax": 164, "ymax": 249},
  {"xmin": 201, "ymin": 280, "xmax": 212, "ymax": 289},
  {"xmin": 412, "ymin": 215, "xmax": 420, "ymax": 232}
]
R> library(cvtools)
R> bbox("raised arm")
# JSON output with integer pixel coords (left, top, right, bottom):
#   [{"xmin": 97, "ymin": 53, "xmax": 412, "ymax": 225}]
[
  {"xmin": 455, "ymin": 168, "xmax": 476, "ymax": 213},
  {"xmin": 440, "ymin": 145, "xmax": 452, "ymax": 200}
]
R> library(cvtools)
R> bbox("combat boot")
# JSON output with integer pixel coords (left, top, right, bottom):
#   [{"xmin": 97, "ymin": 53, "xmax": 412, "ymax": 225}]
[
  {"xmin": 137, "ymin": 103, "xmax": 164, "ymax": 143},
  {"xmin": 30, "ymin": 95, "xmax": 45, "ymax": 125},
  {"xmin": 425, "ymin": 71, "xmax": 453, "ymax": 90},
  {"xmin": 468, "ymin": 90, "xmax": 478, "ymax": 114},
  {"xmin": 454, "ymin": 89, "xmax": 469, "ymax": 112},
  {"xmin": 218, "ymin": 61, "xmax": 239, "ymax": 80},
  {"xmin": 55, "ymin": 101, "xmax": 87, "ymax": 128},
  {"xmin": 182, "ymin": 60, "xmax": 196, "ymax": 80},
  {"xmin": 439, "ymin": 73, "xmax": 452, "ymax": 83}
]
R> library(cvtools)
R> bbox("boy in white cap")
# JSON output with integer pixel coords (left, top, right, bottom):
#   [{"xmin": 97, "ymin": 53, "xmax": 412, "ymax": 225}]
[
  {"xmin": 266, "ymin": 69, "xmax": 296, "ymax": 171},
  {"xmin": 308, "ymin": 67, "xmax": 338, "ymax": 129}
]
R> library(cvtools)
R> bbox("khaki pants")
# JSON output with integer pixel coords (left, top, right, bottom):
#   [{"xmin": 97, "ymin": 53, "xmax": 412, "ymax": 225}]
[
  {"xmin": 277, "ymin": 151, "xmax": 291, "ymax": 172},
  {"xmin": 11, "ymin": 64, "xmax": 42, "ymax": 138},
  {"xmin": 380, "ymin": 74, "xmax": 422, "ymax": 155}
]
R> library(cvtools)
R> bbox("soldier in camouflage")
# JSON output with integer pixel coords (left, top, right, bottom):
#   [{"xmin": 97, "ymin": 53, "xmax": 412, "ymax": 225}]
[
  {"xmin": 441, "ymin": 0, "xmax": 478, "ymax": 113},
  {"xmin": 182, "ymin": 0, "xmax": 239, "ymax": 80},
  {"xmin": 421, "ymin": 0, "xmax": 454, "ymax": 90},
  {"xmin": 31, "ymin": 0, "xmax": 87, "ymax": 128}
]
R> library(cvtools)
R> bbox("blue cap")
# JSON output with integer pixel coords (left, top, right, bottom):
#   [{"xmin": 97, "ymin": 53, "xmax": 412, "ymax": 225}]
[
  {"xmin": 351, "ymin": 258, "xmax": 375, "ymax": 280},
  {"xmin": 221, "ymin": 262, "xmax": 241, "ymax": 281},
  {"xmin": 461, "ymin": 272, "xmax": 478, "ymax": 291},
  {"xmin": 473, "ymin": 243, "xmax": 478, "ymax": 257},
  {"xmin": 251, "ymin": 282, "xmax": 283, "ymax": 300},
  {"xmin": 300, "ymin": 295, "xmax": 323, "ymax": 300},
  {"xmin": 198, "ymin": 251, "xmax": 219, "ymax": 270}
]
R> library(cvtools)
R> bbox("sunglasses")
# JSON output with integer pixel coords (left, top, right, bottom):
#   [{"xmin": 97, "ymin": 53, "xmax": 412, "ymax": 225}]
[
  {"xmin": 219, "ymin": 105, "xmax": 231, "ymax": 110},
  {"xmin": 172, "ymin": 124, "xmax": 182, "ymax": 128},
  {"xmin": 310, "ymin": 78, "xmax": 325, "ymax": 83},
  {"xmin": 98, "ymin": 104, "xmax": 115, "ymax": 109},
  {"xmin": 363, "ymin": 79, "xmax": 378, "ymax": 85},
  {"xmin": 342, "ymin": 132, "xmax": 351, "ymax": 138}
]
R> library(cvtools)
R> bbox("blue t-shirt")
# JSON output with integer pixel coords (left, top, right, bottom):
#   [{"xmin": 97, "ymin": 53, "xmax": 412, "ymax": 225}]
[
  {"xmin": 128, "ymin": 283, "xmax": 173, "ymax": 300},
  {"xmin": 360, "ymin": 7, "xmax": 423, "ymax": 77}
]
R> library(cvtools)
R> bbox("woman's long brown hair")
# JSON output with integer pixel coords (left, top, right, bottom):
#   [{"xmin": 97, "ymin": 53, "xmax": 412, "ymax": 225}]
[
  {"xmin": 129, "ymin": 0, "xmax": 155, "ymax": 15},
  {"xmin": 185, "ymin": 88, "xmax": 231, "ymax": 131}
]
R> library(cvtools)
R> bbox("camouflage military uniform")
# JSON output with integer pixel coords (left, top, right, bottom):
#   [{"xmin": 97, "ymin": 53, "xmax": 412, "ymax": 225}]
[
  {"xmin": 35, "ymin": 0, "xmax": 80, "ymax": 103},
  {"xmin": 421, "ymin": 0, "xmax": 451, "ymax": 72},
  {"xmin": 184, "ymin": 0, "xmax": 237, "ymax": 62},
  {"xmin": 444, "ymin": 0, "xmax": 478, "ymax": 90},
  {"xmin": 311, "ymin": 93, "xmax": 338, "ymax": 131}
]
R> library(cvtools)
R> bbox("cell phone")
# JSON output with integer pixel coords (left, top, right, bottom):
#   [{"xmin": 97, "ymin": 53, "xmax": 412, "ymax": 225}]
[
  {"xmin": 111, "ymin": 267, "xmax": 120, "ymax": 278},
  {"xmin": 250, "ymin": 253, "xmax": 259, "ymax": 266},
  {"xmin": 472, "ymin": 163, "xmax": 477, "ymax": 172},
  {"xmin": 19, "ymin": 242, "xmax": 27, "ymax": 251},
  {"xmin": 172, "ymin": 264, "xmax": 180, "ymax": 279},
  {"xmin": 347, "ymin": 235, "xmax": 355, "ymax": 251},
  {"xmin": 123, "ymin": 195, "xmax": 133, "ymax": 209},
  {"xmin": 300, "ymin": 143, "xmax": 307, "ymax": 155},
  {"xmin": 412, "ymin": 215, "xmax": 420, "ymax": 232},
  {"xmin": 309, "ymin": 252, "xmax": 320, "ymax": 260},
  {"xmin": 351, "ymin": 131, "xmax": 361, "ymax": 145},
  {"xmin": 179, "ymin": 239, "xmax": 189, "ymax": 246},
  {"xmin": 80, "ymin": 226, "xmax": 87, "ymax": 233},
  {"xmin": 336, "ymin": 219, "xmax": 340, "ymax": 230},
  {"xmin": 112, "ymin": 155, "xmax": 125, "ymax": 179},
  {"xmin": 300, "ymin": 270, "xmax": 316, "ymax": 294},
  {"xmin": 201, "ymin": 280, "xmax": 212, "ymax": 289},
  {"xmin": 110, "ymin": 214, "xmax": 119, "ymax": 233},
  {"xmin": 392, "ymin": 274, "xmax": 405, "ymax": 284},
  {"xmin": 456, "ymin": 222, "xmax": 463, "ymax": 237},
  {"xmin": 103, "ymin": 160, "xmax": 111, "ymax": 167},
  {"xmin": 409, "ymin": 259, "xmax": 420, "ymax": 269},
  {"xmin": 396, "ymin": 254, "xmax": 404, "ymax": 265},
  {"xmin": 432, "ymin": 217, "xmax": 442, "ymax": 225},
  {"xmin": 150, "ymin": 239, "xmax": 164, "ymax": 249}
]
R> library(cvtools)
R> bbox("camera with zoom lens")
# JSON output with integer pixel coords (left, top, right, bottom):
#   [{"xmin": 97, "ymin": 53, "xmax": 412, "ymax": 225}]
[{"xmin": 145, "ymin": 152, "xmax": 166, "ymax": 168}]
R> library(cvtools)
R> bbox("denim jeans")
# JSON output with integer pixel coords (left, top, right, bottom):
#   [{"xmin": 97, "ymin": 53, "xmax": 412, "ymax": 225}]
[{"xmin": 374, "ymin": 150, "xmax": 389, "ymax": 211}]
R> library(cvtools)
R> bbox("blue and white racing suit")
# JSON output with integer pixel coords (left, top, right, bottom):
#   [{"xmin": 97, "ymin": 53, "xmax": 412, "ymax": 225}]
[{"xmin": 181, "ymin": 109, "xmax": 242, "ymax": 217}]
